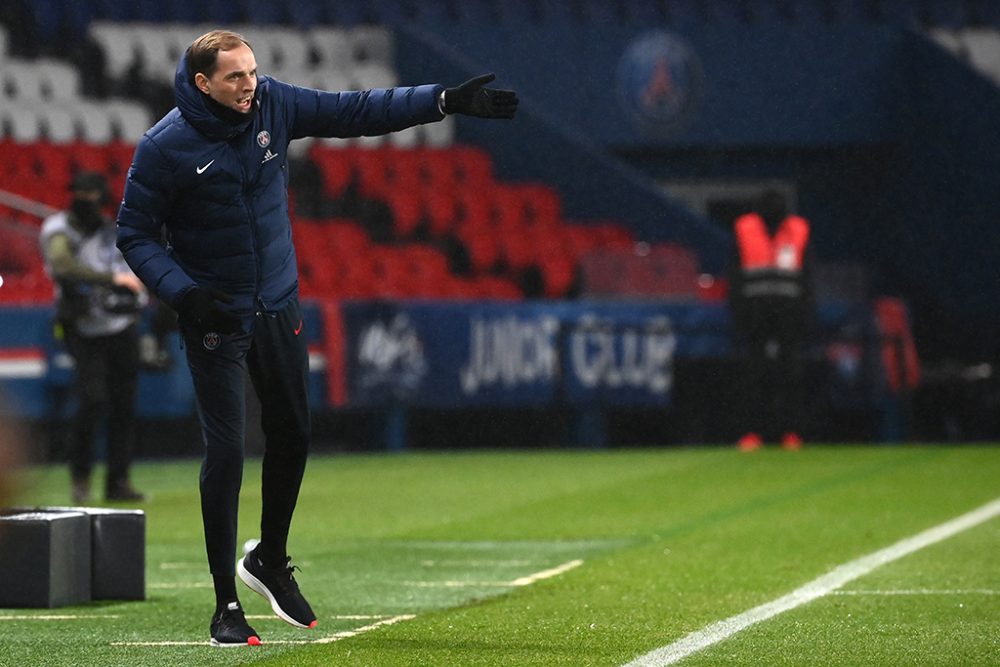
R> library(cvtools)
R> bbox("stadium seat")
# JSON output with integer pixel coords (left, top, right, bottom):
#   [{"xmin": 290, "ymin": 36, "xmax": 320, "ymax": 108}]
[
  {"xmin": 36, "ymin": 60, "xmax": 83, "ymax": 101},
  {"xmin": 38, "ymin": 106, "xmax": 77, "ymax": 144},
  {"xmin": 75, "ymin": 102, "xmax": 117, "ymax": 144},
  {"xmin": 89, "ymin": 22, "xmax": 138, "ymax": 79},
  {"xmin": 422, "ymin": 115, "xmax": 455, "ymax": 147},
  {"xmin": 103, "ymin": 100, "xmax": 151, "ymax": 142},
  {"xmin": 961, "ymin": 29, "xmax": 1000, "ymax": 81},
  {"xmin": 309, "ymin": 27, "xmax": 354, "ymax": 70},
  {"xmin": 351, "ymin": 62, "xmax": 398, "ymax": 89},
  {"xmin": 383, "ymin": 189, "xmax": 424, "ymax": 238},
  {"xmin": 350, "ymin": 26, "xmax": 394, "ymax": 64},
  {"xmin": 0, "ymin": 104, "xmax": 43, "ymax": 142}
]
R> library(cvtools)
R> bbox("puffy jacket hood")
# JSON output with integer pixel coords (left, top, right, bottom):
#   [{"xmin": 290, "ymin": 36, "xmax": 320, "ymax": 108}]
[{"xmin": 175, "ymin": 51, "xmax": 257, "ymax": 142}]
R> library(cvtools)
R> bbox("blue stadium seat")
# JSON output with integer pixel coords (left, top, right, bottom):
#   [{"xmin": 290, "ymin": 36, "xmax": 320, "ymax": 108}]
[
  {"xmin": 133, "ymin": 0, "xmax": 170, "ymax": 23},
  {"xmin": 240, "ymin": 0, "xmax": 288, "ymax": 25},
  {"xmin": 582, "ymin": 0, "xmax": 625, "ymax": 25},
  {"xmin": 287, "ymin": 0, "xmax": 330, "ymax": 28},
  {"xmin": 165, "ymin": 0, "xmax": 203, "ymax": 23},
  {"xmin": 456, "ymin": 0, "xmax": 501, "ymax": 24},
  {"xmin": 746, "ymin": 0, "xmax": 790, "ymax": 24},
  {"xmin": 707, "ymin": 0, "xmax": 751, "ymax": 25},
  {"xmin": 407, "ymin": 4, "xmax": 454, "ymax": 24},
  {"xmin": 91, "ymin": 0, "xmax": 140, "ymax": 21},
  {"xmin": 876, "ymin": 0, "xmax": 921, "ymax": 26},
  {"xmin": 201, "ymin": 0, "xmax": 244, "ymax": 24},
  {"xmin": 27, "ymin": 0, "xmax": 63, "ymax": 41},
  {"xmin": 969, "ymin": 0, "xmax": 1000, "ymax": 27},
  {"xmin": 538, "ymin": 0, "xmax": 583, "ymax": 25},
  {"xmin": 499, "ymin": 0, "xmax": 543, "ymax": 24},
  {"xmin": 326, "ymin": 0, "xmax": 371, "ymax": 27},
  {"xmin": 837, "ymin": 0, "xmax": 877, "ymax": 23},
  {"xmin": 921, "ymin": 0, "xmax": 970, "ymax": 28},
  {"xmin": 791, "ymin": 0, "xmax": 835, "ymax": 25},
  {"xmin": 63, "ymin": 0, "xmax": 95, "ymax": 40},
  {"xmin": 656, "ymin": 0, "xmax": 703, "ymax": 29}
]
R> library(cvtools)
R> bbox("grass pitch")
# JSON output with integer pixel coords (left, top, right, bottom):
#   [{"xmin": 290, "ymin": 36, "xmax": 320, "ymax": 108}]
[{"xmin": 2, "ymin": 444, "xmax": 999, "ymax": 666}]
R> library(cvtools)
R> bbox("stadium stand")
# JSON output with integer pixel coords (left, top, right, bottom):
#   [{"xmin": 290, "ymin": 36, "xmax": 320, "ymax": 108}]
[{"xmin": 2, "ymin": 0, "xmax": 998, "ymax": 309}]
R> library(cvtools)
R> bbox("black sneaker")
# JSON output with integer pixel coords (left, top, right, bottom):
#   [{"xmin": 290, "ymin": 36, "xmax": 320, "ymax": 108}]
[
  {"xmin": 105, "ymin": 482, "xmax": 146, "ymax": 502},
  {"xmin": 210, "ymin": 601, "xmax": 262, "ymax": 647},
  {"xmin": 238, "ymin": 546, "xmax": 317, "ymax": 629}
]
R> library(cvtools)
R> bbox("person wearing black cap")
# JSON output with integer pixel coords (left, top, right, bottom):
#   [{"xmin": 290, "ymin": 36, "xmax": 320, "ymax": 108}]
[{"xmin": 40, "ymin": 171, "xmax": 147, "ymax": 503}]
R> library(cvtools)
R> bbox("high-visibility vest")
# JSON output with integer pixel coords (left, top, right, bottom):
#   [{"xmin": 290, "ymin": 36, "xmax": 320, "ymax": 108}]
[
  {"xmin": 735, "ymin": 213, "xmax": 810, "ymax": 273},
  {"xmin": 734, "ymin": 213, "xmax": 810, "ymax": 301}
]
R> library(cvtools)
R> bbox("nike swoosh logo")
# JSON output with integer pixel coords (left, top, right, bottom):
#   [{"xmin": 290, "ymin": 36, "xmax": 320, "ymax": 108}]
[
  {"xmin": 196, "ymin": 159, "xmax": 215, "ymax": 175},
  {"xmin": 294, "ymin": 319, "xmax": 303, "ymax": 336}
]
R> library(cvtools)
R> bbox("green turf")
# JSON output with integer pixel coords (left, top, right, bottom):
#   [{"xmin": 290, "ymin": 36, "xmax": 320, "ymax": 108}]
[{"xmin": 1, "ymin": 445, "xmax": 998, "ymax": 666}]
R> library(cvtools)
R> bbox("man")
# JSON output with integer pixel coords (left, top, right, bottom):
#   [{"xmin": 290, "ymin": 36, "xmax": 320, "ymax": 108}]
[
  {"xmin": 728, "ymin": 190, "xmax": 813, "ymax": 451},
  {"xmin": 40, "ymin": 172, "xmax": 147, "ymax": 503},
  {"xmin": 116, "ymin": 30, "xmax": 517, "ymax": 647}
]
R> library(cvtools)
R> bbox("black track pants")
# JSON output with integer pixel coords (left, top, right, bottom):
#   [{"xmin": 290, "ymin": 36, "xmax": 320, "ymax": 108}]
[{"xmin": 183, "ymin": 298, "xmax": 310, "ymax": 576}]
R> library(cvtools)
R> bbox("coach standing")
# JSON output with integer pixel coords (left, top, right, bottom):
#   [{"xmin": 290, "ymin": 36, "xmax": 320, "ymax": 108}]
[{"xmin": 117, "ymin": 29, "xmax": 517, "ymax": 647}]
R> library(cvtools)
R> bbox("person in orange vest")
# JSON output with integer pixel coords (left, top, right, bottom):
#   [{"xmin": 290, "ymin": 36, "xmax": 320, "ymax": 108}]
[{"xmin": 729, "ymin": 190, "xmax": 814, "ymax": 451}]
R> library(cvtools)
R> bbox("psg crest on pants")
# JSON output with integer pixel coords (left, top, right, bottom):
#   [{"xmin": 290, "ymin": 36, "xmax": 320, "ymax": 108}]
[{"xmin": 203, "ymin": 332, "xmax": 221, "ymax": 350}]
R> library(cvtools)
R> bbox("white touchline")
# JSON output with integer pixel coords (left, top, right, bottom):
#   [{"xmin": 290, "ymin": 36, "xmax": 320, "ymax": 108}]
[
  {"xmin": 833, "ymin": 589, "xmax": 1000, "ymax": 596},
  {"xmin": 623, "ymin": 496, "xmax": 1000, "ymax": 667},
  {"xmin": 313, "ymin": 614, "xmax": 416, "ymax": 644},
  {"xmin": 511, "ymin": 559, "xmax": 584, "ymax": 586},
  {"xmin": 0, "ymin": 615, "xmax": 121, "ymax": 620},
  {"xmin": 401, "ymin": 559, "xmax": 585, "ymax": 588},
  {"xmin": 110, "ymin": 615, "xmax": 416, "ymax": 647}
]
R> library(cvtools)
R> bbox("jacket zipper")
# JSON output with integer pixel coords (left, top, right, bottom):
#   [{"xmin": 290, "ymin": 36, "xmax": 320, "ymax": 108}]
[{"xmin": 236, "ymin": 148, "xmax": 264, "ymax": 315}]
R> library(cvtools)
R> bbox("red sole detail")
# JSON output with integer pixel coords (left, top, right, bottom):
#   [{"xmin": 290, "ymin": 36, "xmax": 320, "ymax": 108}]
[
  {"xmin": 308, "ymin": 620, "xmax": 318, "ymax": 629},
  {"xmin": 248, "ymin": 636, "xmax": 262, "ymax": 646}
]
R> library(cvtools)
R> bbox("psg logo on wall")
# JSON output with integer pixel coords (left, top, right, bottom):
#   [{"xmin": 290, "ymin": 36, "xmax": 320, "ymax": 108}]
[{"xmin": 616, "ymin": 31, "xmax": 703, "ymax": 137}]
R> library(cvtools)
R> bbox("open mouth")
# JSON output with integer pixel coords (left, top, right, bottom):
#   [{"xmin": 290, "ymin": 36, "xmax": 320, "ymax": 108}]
[{"xmin": 236, "ymin": 94, "xmax": 253, "ymax": 111}]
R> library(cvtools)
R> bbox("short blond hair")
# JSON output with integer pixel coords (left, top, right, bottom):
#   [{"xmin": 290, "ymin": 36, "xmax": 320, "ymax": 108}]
[{"xmin": 186, "ymin": 30, "xmax": 252, "ymax": 81}]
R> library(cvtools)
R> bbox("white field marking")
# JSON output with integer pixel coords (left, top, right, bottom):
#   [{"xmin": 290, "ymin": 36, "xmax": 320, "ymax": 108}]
[
  {"xmin": 402, "ymin": 580, "xmax": 512, "ymax": 588},
  {"xmin": 159, "ymin": 562, "xmax": 202, "ymax": 569},
  {"xmin": 404, "ymin": 558, "xmax": 584, "ymax": 588},
  {"xmin": 245, "ymin": 614, "xmax": 389, "ymax": 620},
  {"xmin": 510, "ymin": 559, "xmax": 583, "ymax": 586},
  {"xmin": 312, "ymin": 614, "xmax": 415, "ymax": 644},
  {"xmin": 623, "ymin": 496, "xmax": 1000, "ymax": 667},
  {"xmin": 385, "ymin": 539, "xmax": 627, "ymax": 551},
  {"xmin": 110, "ymin": 614, "xmax": 416, "ymax": 647},
  {"xmin": 420, "ymin": 559, "xmax": 536, "ymax": 567},
  {"xmin": 833, "ymin": 588, "xmax": 1000, "ymax": 596},
  {"xmin": 0, "ymin": 614, "xmax": 120, "ymax": 620}
]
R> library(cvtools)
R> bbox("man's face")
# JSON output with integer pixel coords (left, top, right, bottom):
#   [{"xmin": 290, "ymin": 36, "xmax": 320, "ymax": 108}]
[{"xmin": 195, "ymin": 43, "xmax": 257, "ymax": 114}]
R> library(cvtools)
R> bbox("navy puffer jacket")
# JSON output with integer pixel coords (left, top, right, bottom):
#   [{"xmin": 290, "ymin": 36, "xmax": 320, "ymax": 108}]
[{"xmin": 116, "ymin": 53, "xmax": 444, "ymax": 321}]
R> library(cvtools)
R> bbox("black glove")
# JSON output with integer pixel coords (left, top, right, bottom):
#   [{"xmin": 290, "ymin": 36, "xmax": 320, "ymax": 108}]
[
  {"xmin": 443, "ymin": 73, "xmax": 518, "ymax": 119},
  {"xmin": 176, "ymin": 286, "xmax": 242, "ymax": 334}
]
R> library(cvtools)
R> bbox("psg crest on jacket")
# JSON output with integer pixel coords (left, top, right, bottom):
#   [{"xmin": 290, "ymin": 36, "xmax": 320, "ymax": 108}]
[
  {"xmin": 617, "ymin": 31, "xmax": 702, "ymax": 136},
  {"xmin": 256, "ymin": 130, "xmax": 271, "ymax": 148}
]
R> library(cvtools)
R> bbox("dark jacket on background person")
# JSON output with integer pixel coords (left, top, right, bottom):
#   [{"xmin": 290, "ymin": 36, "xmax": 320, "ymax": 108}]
[{"xmin": 116, "ymin": 53, "xmax": 445, "ymax": 322}]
